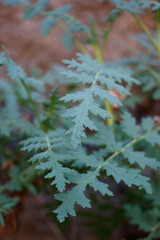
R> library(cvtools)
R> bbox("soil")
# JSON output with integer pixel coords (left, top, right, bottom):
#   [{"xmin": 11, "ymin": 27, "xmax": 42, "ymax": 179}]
[{"xmin": 0, "ymin": 0, "xmax": 155, "ymax": 72}]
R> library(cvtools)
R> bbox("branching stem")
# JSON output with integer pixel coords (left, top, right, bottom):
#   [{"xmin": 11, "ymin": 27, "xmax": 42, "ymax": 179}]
[{"xmin": 97, "ymin": 126, "xmax": 160, "ymax": 171}]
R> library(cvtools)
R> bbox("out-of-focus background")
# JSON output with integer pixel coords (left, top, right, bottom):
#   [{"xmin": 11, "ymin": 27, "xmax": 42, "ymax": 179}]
[{"xmin": 0, "ymin": 0, "xmax": 154, "ymax": 71}]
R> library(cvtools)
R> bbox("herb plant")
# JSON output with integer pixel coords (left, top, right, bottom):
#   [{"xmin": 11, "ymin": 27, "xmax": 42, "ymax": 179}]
[{"xmin": 0, "ymin": 0, "xmax": 160, "ymax": 239}]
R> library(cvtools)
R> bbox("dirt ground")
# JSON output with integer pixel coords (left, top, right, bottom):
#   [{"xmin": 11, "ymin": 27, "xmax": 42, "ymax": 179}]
[
  {"xmin": 0, "ymin": 1, "xmax": 157, "ymax": 239},
  {"xmin": 0, "ymin": 0, "xmax": 155, "ymax": 72}
]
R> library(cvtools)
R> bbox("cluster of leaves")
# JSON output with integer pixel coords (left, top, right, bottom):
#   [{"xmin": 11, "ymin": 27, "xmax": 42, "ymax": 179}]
[
  {"xmin": 0, "ymin": 0, "xmax": 160, "ymax": 239},
  {"xmin": 110, "ymin": 0, "xmax": 160, "ymax": 13},
  {"xmin": 0, "ymin": 49, "xmax": 159, "ymax": 226},
  {"xmin": 21, "ymin": 112, "xmax": 160, "ymax": 222},
  {"xmin": 125, "ymin": 184, "xmax": 160, "ymax": 240}
]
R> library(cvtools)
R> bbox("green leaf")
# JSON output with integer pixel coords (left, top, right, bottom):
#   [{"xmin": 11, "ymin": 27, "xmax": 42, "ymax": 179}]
[
  {"xmin": 121, "ymin": 111, "xmax": 140, "ymax": 138},
  {"xmin": 103, "ymin": 160, "xmax": 152, "ymax": 193},
  {"xmin": 6, "ymin": 58, "xmax": 26, "ymax": 81},
  {"xmin": 54, "ymin": 170, "xmax": 113, "ymax": 222},
  {"xmin": 102, "ymin": 9, "xmax": 122, "ymax": 23},
  {"xmin": 123, "ymin": 148, "xmax": 160, "ymax": 169},
  {"xmin": 61, "ymin": 33, "xmax": 75, "ymax": 50},
  {"xmin": 21, "ymin": 130, "xmax": 71, "ymax": 192},
  {"xmin": 145, "ymin": 131, "xmax": 160, "ymax": 146},
  {"xmin": 24, "ymin": 0, "xmax": 49, "ymax": 19},
  {"xmin": 142, "ymin": 117, "xmax": 154, "ymax": 132},
  {"xmin": 111, "ymin": 0, "xmax": 160, "ymax": 13},
  {"xmin": 41, "ymin": 17, "xmax": 56, "ymax": 37},
  {"xmin": 1, "ymin": 0, "xmax": 29, "ymax": 6},
  {"xmin": 0, "ymin": 213, "xmax": 4, "ymax": 227},
  {"xmin": 154, "ymin": 88, "xmax": 160, "ymax": 100},
  {"xmin": 95, "ymin": 122, "xmax": 123, "ymax": 151},
  {"xmin": 61, "ymin": 54, "xmax": 139, "ymax": 148},
  {"xmin": 125, "ymin": 205, "xmax": 159, "ymax": 232}
]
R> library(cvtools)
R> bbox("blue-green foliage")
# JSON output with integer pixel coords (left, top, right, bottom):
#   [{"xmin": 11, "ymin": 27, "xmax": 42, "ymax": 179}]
[
  {"xmin": 0, "ymin": 51, "xmax": 44, "ymax": 137},
  {"xmin": 0, "ymin": 0, "xmax": 29, "ymax": 6},
  {"xmin": 53, "ymin": 112, "xmax": 160, "ymax": 222},
  {"xmin": 0, "ymin": 80, "xmax": 20, "ymax": 136},
  {"xmin": 21, "ymin": 129, "xmax": 72, "ymax": 192},
  {"xmin": 0, "ymin": 51, "xmax": 44, "ymax": 101},
  {"xmin": 41, "ymin": 4, "xmax": 72, "ymax": 37},
  {"xmin": 129, "ymin": 32, "xmax": 160, "ymax": 101},
  {"xmin": 111, "ymin": 0, "xmax": 160, "ymax": 13},
  {"xmin": 61, "ymin": 53, "xmax": 140, "ymax": 148},
  {"xmin": 121, "ymin": 111, "xmax": 140, "ymax": 138},
  {"xmin": 24, "ymin": 0, "xmax": 49, "ymax": 19},
  {"xmin": 0, "ymin": 195, "xmax": 19, "ymax": 226},
  {"xmin": 125, "ymin": 185, "xmax": 160, "ymax": 239},
  {"xmin": 0, "ymin": 3, "xmax": 160, "ymax": 227},
  {"xmin": 20, "ymin": 107, "xmax": 160, "ymax": 222},
  {"xmin": 0, "ymin": 0, "xmax": 160, "ymax": 231},
  {"xmin": 41, "ymin": 4, "xmax": 89, "ymax": 49}
]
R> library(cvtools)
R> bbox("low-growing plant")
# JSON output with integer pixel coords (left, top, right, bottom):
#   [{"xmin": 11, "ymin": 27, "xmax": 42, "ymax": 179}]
[{"xmin": 0, "ymin": 0, "xmax": 160, "ymax": 239}]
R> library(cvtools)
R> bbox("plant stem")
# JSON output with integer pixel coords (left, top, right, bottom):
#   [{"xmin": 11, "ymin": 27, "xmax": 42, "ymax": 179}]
[
  {"xmin": 75, "ymin": 40, "xmax": 88, "ymax": 55},
  {"xmin": 93, "ymin": 44, "xmax": 103, "ymax": 64},
  {"xmin": 92, "ymin": 43, "xmax": 114, "ymax": 125},
  {"xmin": 100, "ymin": 21, "xmax": 114, "ymax": 60},
  {"xmin": 20, "ymin": 78, "xmax": 42, "ymax": 129},
  {"xmin": 145, "ymin": 221, "xmax": 160, "ymax": 240},
  {"xmin": 98, "ymin": 126, "xmax": 160, "ymax": 171},
  {"xmin": 104, "ymin": 99, "xmax": 114, "ymax": 125},
  {"xmin": 74, "ymin": 126, "xmax": 160, "ymax": 199},
  {"xmin": 92, "ymin": 17, "xmax": 121, "ymax": 125},
  {"xmin": 148, "ymin": 68, "xmax": 160, "ymax": 85},
  {"xmin": 132, "ymin": 14, "xmax": 159, "ymax": 52}
]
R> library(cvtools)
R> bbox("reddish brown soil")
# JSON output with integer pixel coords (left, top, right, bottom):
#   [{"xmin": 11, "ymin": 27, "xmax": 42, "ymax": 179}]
[{"xmin": 0, "ymin": 0, "xmax": 155, "ymax": 72}]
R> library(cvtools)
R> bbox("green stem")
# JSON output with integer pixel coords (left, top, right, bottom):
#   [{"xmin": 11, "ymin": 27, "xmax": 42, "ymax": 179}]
[
  {"xmin": 92, "ymin": 43, "xmax": 114, "ymax": 125},
  {"xmin": 100, "ymin": 21, "xmax": 115, "ymax": 60},
  {"xmin": 68, "ymin": 126, "xmax": 160, "ymax": 203},
  {"xmin": 75, "ymin": 40, "xmax": 88, "ymax": 55},
  {"xmin": 151, "ymin": 221, "xmax": 160, "ymax": 232},
  {"xmin": 145, "ymin": 221, "xmax": 160, "ymax": 240},
  {"xmin": 20, "ymin": 78, "xmax": 42, "ymax": 129},
  {"xmin": 148, "ymin": 68, "xmax": 160, "ymax": 85},
  {"xmin": 132, "ymin": 14, "xmax": 159, "ymax": 52},
  {"xmin": 93, "ymin": 44, "xmax": 103, "ymax": 64},
  {"xmin": 97, "ymin": 126, "xmax": 160, "ymax": 171}
]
